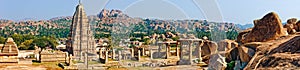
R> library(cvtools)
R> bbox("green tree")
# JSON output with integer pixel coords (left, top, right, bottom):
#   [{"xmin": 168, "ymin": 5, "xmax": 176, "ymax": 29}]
[
  {"xmin": 0, "ymin": 36, "xmax": 6, "ymax": 44},
  {"xmin": 19, "ymin": 39, "xmax": 34, "ymax": 50},
  {"xmin": 11, "ymin": 34, "xmax": 24, "ymax": 46},
  {"xmin": 142, "ymin": 38, "xmax": 151, "ymax": 45},
  {"xmin": 32, "ymin": 37, "xmax": 49, "ymax": 49}
]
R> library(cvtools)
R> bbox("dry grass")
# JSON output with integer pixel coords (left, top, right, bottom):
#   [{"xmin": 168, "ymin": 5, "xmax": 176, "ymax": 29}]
[{"xmin": 32, "ymin": 62, "xmax": 63, "ymax": 70}]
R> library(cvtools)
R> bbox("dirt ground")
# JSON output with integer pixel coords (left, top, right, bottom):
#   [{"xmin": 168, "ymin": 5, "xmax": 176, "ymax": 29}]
[{"xmin": 0, "ymin": 63, "xmax": 63, "ymax": 70}]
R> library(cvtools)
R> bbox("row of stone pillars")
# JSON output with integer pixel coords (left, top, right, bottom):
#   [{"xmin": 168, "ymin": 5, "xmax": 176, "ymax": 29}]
[
  {"xmin": 98, "ymin": 39, "xmax": 206, "ymax": 65},
  {"xmin": 156, "ymin": 41, "xmax": 178, "ymax": 59},
  {"xmin": 177, "ymin": 39, "xmax": 204, "ymax": 65},
  {"xmin": 100, "ymin": 47, "xmax": 143, "ymax": 62},
  {"xmin": 151, "ymin": 39, "xmax": 205, "ymax": 65}
]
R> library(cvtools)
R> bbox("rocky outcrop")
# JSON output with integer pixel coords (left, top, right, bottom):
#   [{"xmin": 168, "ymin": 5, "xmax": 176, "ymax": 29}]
[
  {"xmin": 284, "ymin": 18, "xmax": 297, "ymax": 34},
  {"xmin": 296, "ymin": 21, "xmax": 300, "ymax": 31},
  {"xmin": 268, "ymin": 36, "xmax": 300, "ymax": 54},
  {"xmin": 201, "ymin": 40, "xmax": 218, "ymax": 63},
  {"xmin": 237, "ymin": 28, "xmax": 252, "ymax": 43},
  {"xmin": 202, "ymin": 41, "xmax": 218, "ymax": 57},
  {"xmin": 244, "ymin": 34, "xmax": 300, "ymax": 69},
  {"xmin": 259, "ymin": 53, "xmax": 300, "ymax": 69},
  {"xmin": 218, "ymin": 39, "xmax": 238, "ymax": 52},
  {"xmin": 208, "ymin": 54, "xmax": 227, "ymax": 70},
  {"xmin": 98, "ymin": 9, "xmax": 128, "ymax": 19},
  {"xmin": 238, "ymin": 12, "xmax": 287, "ymax": 43},
  {"xmin": 225, "ymin": 45, "xmax": 254, "ymax": 63}
]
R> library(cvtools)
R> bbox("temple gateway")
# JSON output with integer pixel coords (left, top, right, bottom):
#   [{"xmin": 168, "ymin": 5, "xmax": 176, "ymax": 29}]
[{"xmin": 66, "ymin": 2, "xmax": 97, "ymax": 61}]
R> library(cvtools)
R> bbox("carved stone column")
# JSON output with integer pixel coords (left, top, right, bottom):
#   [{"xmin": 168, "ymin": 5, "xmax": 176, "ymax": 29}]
[{"xmin": 189, "ymin": 41, "xmax": 193, "ymax": 65}]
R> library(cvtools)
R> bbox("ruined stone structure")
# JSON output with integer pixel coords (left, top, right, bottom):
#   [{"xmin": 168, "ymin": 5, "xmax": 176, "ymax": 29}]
[
  {"xmin": 0, "ymin": 38, "xmax": 19, "ymax": 63},
  {"xmin": 66, "ymin": 2, "xmax": 96, "ymax": 61},
  {"xmin": 39, "ymin": 50, "xmax": 68, "ymax": 63}
]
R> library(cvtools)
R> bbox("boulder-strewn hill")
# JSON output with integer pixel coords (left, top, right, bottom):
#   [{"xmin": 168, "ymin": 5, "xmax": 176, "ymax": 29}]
[
  {"xmin": 0, "ymin": 9, "xmax": 239, "ymax": 40},
  {"xmin": 222, "ymin": 12, "xmax": 300, "ymax": 70}
]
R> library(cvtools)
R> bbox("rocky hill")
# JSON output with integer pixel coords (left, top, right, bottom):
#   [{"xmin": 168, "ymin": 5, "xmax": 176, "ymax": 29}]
[
  {"xmin": 222, "ymin": 12, "xmax": 300, "ymax": 69},
  {"xmin": 0, "ymin": 9, "xmax": 239, "ymax": 40}
]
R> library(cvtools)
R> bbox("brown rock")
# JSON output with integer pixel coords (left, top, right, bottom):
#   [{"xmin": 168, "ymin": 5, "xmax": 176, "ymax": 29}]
[
  {"xmin": 237, "ymin": 28, "xmax": 252, "ymax": 43},
  {"xmin": 287, "ymin": 18, "xmax": 298, "ymax": 24},
  {"xmin": 203, "ymin": 41, "xmax": 218, "ymax": 55},
  {"xmin": 225, "ymin": 45, "xmax": 254, "ymax": 63},
  {"xmin": 284, "ymin": 18, "xmax": 297, "ymax": 34},
  {"xmin": 239, "ymin": 12, "xmax": 287, "ymax": 43},
  {"xmin": 218, "ymin": 39, "xmax": 238, "ymax": 52},
  {"xmin": 269, "ymin": 36, "xmax": 300, "ymax": 54},
  {"xmin": 201, "ymin": 41, "xmax": 218, "ymax": 62},
  {"xmin": 244, "ymin": 34, "xmax": 300, "ymax": 69},
  {"xmin": 295, "ymin": 21, "xmax": 300, "ymax": 31},
  {"xmin": 258, "ymin": 53, "xmax": 300, "ymax": 69},
  {"xmin": 284, "ymin": 23, "xmax": 296, "ymax": 34},
  {"xmin": 208, "ymin": 54, "xmax": 227, "ymax": 70}
]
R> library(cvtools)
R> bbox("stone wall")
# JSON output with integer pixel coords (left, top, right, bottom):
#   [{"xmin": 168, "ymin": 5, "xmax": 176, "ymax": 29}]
[
  {"xmin": 40, "ymin": 50, "xmax": 67, "ymax": 62},
  {"xmin": 0, "ymin": 56, "xmax": 18, "ymax": 63}
]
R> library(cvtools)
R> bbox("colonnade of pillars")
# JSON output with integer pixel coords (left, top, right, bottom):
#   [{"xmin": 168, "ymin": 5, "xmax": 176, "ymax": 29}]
[
  {"xmin": 98, "ymin": 39, "xmax": 207, "ymax": 65},
  {"xmin": 152, "ymin": 39, "xmax": 204, "ymax": 65}
]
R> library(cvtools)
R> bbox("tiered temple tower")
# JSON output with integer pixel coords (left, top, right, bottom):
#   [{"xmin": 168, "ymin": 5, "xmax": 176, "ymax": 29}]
[{"xmin": 67, "ymin": 2, "xmax": 96, "ymax": 61}]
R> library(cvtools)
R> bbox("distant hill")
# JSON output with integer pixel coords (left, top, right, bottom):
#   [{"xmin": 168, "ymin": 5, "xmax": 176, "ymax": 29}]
[
  {"xmin": 235, "ymin": 24, "xmax": 254, "ymax": 30},
  {"xmin": 0, "ymin": 9, "xmax": 240, "ymax": 40}
]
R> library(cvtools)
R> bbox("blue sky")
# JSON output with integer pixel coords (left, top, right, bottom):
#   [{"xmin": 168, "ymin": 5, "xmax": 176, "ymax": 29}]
[{"xmin": 0, "ymin": 0, "xmax": 299, "ymax": 24}]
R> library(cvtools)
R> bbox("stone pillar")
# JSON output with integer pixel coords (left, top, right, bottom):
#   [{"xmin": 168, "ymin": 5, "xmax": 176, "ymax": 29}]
[
  {"xmin": 80, "ymin": 52, "xmax": 83, "ymax": 62},
  {"xmin": 166, "ymin": 43, "xmax": 170, "ymax": 59},
  {"xmin": 124, "ymin": 53, "xmax": 126, "ymax": 60},
  {"xmin": 69, "ymin": 55, "xmax": 73, "ymax": 65},
  {"xmin": 65, "ymin": 53, "xmax": 68, "ymax": 63},
  {"xmin": 84, "ymin": 52, "xmax": 88, "ymax": 65},
  {"xmin": 176, "ymin": 42, "xmax": 179, "ymax": 58},
  {"xmin": 198, "ymin": 45, "xmax": 203, "ymax": 62},
  {"xmin": 142, "ymin": 48, "xmax": 145, "ymax": 56},
  {"xmin": 105, "ymin": 51, "xmax": 108, "ymax": 63},
  {"xmin": 180, "ymin": 42, "xmax": 183, "ymax": 60},
  {"xmin": 131, "ymin": 48, "xmax": 134, "ymax": 57},
  {"xmin": 99, "ymin": 48, "xmax": 103, "ymax": 59},
  {"xmin": 118, "ymin": 50, "xmax": 122, "ymax": 61},
  {"xmin": 158, "ymin": 44, "xmax": 161, "ymax": 57},
  {"xmin": 36, "ymin": 53, "xmax": 40, "ymax": 61},
  {"xmin": 198, "ymin": 41, "xmax": 203, "ymax": 62},
  {"xmin": 189, "ymin": 41, "xmax": 193, "ymax": 65},
  {"xmin": 138, "ymin": 50, "xmax": 141, "ymax": 61},
  {"xmin": 150, "ymin": 47, "xmax": 153, "ymax": 59},
  {"xmin": 112, "ymin": 48, "xmax": 115, "ymax": 60}
]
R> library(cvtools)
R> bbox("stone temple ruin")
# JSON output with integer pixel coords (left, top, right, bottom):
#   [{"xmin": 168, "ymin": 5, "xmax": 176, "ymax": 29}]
[
  {"xmin": 93, "ymin": 33, "xmax": 229, "ymax": 69},
  {"xmin": 66, "ymin": 2, "xmax": 97, "ymax": 62},
  {"xmin": 0, "ymin": 38, "xmax": 19, "ymax": 63}
]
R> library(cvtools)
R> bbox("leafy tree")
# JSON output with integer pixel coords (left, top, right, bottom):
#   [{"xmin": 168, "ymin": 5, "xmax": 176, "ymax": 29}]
[
  {"xmin": 32, "ymin": 37, "xmax": 49, "ymax": 49},
  {"xmin": 226, "ymin": 29, "xmax": 238, "ymax": 40},
  {"xmin": 11, "ymin": 34, "xmax": 24, "ymax": 46},
  {"xmin": 19, "ymin": 39, "xmax": 34, "ymax": 50},
  {"xmin": 0, "ymin": 36, "xmax": 6, "ymax": 44},
  {"xmin": 31, "ymin": 37, "xmax": 58, "ymax": 50}
]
